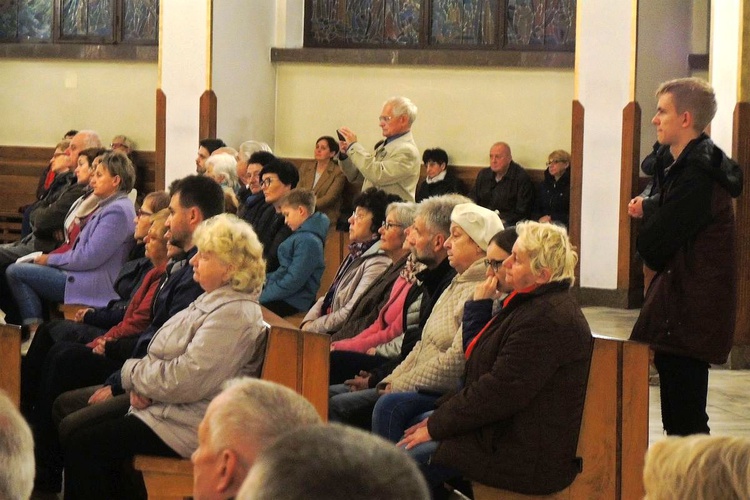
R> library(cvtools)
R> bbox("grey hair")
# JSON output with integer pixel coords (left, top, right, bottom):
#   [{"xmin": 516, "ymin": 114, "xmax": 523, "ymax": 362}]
[
  {"xmin": 238, "ymin": 424, "xmax": 430, "ymax": 500},
  {"xmin": 239, "ymin": 141, "xmax": 273, "ymax": 162},
  {"xmin": 206, "ymin": 153, "xmax": 240, "ymax": 190},
  {"xmin": 384, "ymin": 96, "xmax": 418, "ymax": 125},
  {"xmin": 111, "ymin": 134, "xmax": 135, "ymax": 151},
  {"xmin": 387, "ymin": 202, "xmax": 417, "ymax": 228},
  {"xmin": 99, "ymin": 150, "xmax": 136, "ymax": 192},
  {"xmin": 207, "ymin": 378, "xmax": 321, "ymax": 459},
  {"xmin": 416, "ymin": 193, "xmax": 472, "ymax": 237},
  {"xmin": 77, "ymin": 130, "xmax": 102, "ymax": 150},
  {"xmin": 0, "ymin": 391, "xmax": 34, "ymax": 500}
]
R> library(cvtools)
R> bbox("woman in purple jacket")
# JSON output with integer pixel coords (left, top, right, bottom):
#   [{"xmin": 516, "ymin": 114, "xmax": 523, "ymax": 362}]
[{"xmin": 7, "ymin": 151, "xmax": 136, "ymax": 343}]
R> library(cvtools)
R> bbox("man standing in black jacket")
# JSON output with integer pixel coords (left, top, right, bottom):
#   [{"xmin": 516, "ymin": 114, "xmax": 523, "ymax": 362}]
[{"xmin": 631, "ymin": 78, "xmax": 743, "ymax": 436}]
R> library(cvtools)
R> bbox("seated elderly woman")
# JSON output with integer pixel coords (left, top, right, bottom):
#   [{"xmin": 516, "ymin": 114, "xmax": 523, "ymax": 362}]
[
  {"xmin": 396, "ymin": 221, "xmax": 592, "ymax": 498},
  {"xmin": 301, "ymin": 187, "xmax": 402, "ymax": 334},
  {"xmin": 7, "ymin": 151, "xmax": 137, "ymax": 341},
  {"xmin": 62, "ymin": 213, "xmax": 268, "ymax": 499},
  {"xmin": 415, "ymin": 148, "xmax": 464, "ymax": 202},
  {"xmin": 534, "ymin": 149, "xmax": 571, "ymax": 228},
  {"xmin": 643, "ymin": 435, "xmax": 750, "ymax": 500},
  {"xmin": 328, "ymin": 201, "xmax": 418, "ymax": 383}
]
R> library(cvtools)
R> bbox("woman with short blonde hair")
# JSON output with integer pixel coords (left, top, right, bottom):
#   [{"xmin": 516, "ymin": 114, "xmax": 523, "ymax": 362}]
[
  {"xmin": 63, "ymin": 213, "xmax": 268, "ymax": 499},
  {"xmin": 397, "ymin": 221, "xmax": 592, "ymax": 497}
]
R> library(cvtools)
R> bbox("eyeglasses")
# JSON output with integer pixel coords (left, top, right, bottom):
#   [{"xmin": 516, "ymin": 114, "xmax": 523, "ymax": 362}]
[
  {"xmin": 378, "ymin": 115, "xmax": 394, "ymax": 123},
  {"xmin": 111, "ymin": 142, "xmax": 128, "ymax": 150},
  {"xmin": 484, "ymin": 259, "xmax": 503, "ymax": 272},
  {"xmin": 136, "ymin": 208, "xmax": 153, "ymax": 218},
  {"xmin": 351, "ymin": 211, "xmax": 372, "ymax": 221},
  {"xmin": 260, "ymin": 178, "xmax": 277, "ymax": 188},
  {"xmin": 546, "ymin": 159, "xmax": 566, "ymax": 166},
  {"xmin": 381, "ymin": 221, "xmax": 403, "ymax": 230}
]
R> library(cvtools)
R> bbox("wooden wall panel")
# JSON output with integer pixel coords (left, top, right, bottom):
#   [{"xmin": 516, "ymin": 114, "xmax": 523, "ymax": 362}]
[
  {"xmin": 199, "ymin": 90, "xmax": 217, "ymax": 140},
  {"xmin": 570, "ymin": 101, "xmax": 584, "ymax": 281},
  {"xmin": 732, "ymin": 102, "xmax": 750, "ymax": 354},
  {"xmin": 155, "ymin": 88, "xmax": 167, "ymax": 191},
  {"xmin": 617, "ymin": 101, "xmax": 642, "ymax": 306}
]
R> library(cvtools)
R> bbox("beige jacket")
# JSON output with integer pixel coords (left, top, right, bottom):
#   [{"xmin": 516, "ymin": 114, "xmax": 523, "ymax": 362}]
[
  {"xmin": 383, "ymin": 258, "xmax": 486, "ymax": 393},
  {"xmin": 122, "ymin": 286, "xmax": 266, "ymax": 457},
  {"xmin": 338, "ymin": 131, "xmax": 420, "ymax": 202},
  {"xmin": 302, "ymin": 241, "xmax": 391, "ymax": 334}
]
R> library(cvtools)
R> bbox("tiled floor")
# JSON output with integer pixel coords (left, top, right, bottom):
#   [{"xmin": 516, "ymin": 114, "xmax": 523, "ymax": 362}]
[{"xmin": 582, "ymin": 306, "xmax": 750, "ymax": 446}]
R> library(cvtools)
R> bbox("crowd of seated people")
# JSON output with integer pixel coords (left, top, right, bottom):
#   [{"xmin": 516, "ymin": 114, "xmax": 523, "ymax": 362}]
[{"xmin": 2, "ymin": 121, "xmax": 585, "ymax": 499}]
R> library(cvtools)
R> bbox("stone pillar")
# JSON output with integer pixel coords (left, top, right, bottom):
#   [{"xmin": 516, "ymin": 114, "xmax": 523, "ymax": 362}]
[
  {"xmin": 157, "ymin": 0, "xmax": 277, "ymax": 187},
  {"xmin": 712, "ymin": 0, "xmax": 750, "ymax": 368}
]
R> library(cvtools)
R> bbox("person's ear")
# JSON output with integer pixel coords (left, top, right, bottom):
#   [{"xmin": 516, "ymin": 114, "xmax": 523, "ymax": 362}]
[
  {"xmin": 433, "ymin": 233, "xmax": 445, "ymax": 253},
  {"xmin": 535, "ymin": 267, "xmax": 552, "ymax": 284},
  {"xmin": 216, "ymin": 449, "xmax": 239, "ymax": 493}
]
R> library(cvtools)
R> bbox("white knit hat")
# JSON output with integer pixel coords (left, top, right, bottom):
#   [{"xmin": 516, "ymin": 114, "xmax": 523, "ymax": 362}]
[{"xmin": 450, "ymin": 203, "xmax": 504, "ymax": 251}]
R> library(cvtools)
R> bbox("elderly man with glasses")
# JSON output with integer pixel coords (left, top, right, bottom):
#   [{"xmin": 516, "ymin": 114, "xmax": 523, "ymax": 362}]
[{"xmin": 337, "ymin": 96, "xmax": 420, "ymax": 202}]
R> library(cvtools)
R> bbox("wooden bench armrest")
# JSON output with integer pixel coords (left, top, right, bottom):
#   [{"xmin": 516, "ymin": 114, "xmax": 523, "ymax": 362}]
[
  {"xmin": 0, "ymin": 323, "xmax": 22, "ymax": 407},
  {"xmin": 57, "ymin": 303, "xmax": 89, "ymax": 321},
  {"xmin": 134, "ymin": 455, "xmax": 193, "ymax": 475}
]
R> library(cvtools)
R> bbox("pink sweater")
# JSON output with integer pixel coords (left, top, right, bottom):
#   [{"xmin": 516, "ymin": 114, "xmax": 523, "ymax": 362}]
[{"xmin": 331, "ymin": 277, "xmax": 413, "ymax": 353}]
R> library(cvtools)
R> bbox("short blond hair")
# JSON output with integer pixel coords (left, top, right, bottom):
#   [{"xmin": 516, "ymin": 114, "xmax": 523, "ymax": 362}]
[
  {"xmin": 193, "ymin": 214, "xmax": 265, "ymax": 293},
  {"xmin": 644, "ymin": 435, "xmax": 750, "ymax": 500},
  {"xmin": 656, "ymin": 77, "xmax": 717, "ymax": 133},
  {"xmin": 515, "ymin": 221, "xmax": 577, "ymax": 286}
]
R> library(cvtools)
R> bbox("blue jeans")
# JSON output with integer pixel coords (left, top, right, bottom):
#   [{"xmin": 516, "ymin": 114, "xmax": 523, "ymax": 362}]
[
  {"xmin": 6, "ymin": 263, "xmax": 66, "ymax": 325},
  {"xmin": 372, "ymin": 391, "xmax": 438, "ymax": 442},
  {"xmin": 328, "ymin": 386, "xmax": 381, "ymax": 430}
]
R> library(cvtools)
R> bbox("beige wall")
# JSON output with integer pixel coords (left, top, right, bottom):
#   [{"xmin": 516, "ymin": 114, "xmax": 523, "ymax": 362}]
[
  {"xmin": 274, "ymin": 64, "xmax": 574, "ymax": 171},
  {"xmin": 0, "ymin": 59, "xmax": 157, "ymax": 149}
]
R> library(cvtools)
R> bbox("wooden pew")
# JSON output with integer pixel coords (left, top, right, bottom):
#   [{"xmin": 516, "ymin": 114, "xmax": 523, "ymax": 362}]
[
  {"xmin": 472, "ymin": 334, "xmax": 649, "ymax": 500},
  {"xmin": 135, "ymin": 307, "xmax": 330, "ymax": 500},
  {"xmin": 0, "ymin": 323, "xmax": 22, "ymax": 407}
]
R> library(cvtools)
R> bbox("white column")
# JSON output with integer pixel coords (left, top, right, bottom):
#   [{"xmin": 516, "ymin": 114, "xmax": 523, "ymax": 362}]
[
  {"xmin": 710, "ymin": 0, "xmax": 741, "ymax": 153},
  {"xmin": 575, "ymin": 0, "xmax": 637, "ymax": 290},
  {"xmin": 160, "ymin": 0, "xmax": 211, "ymax": 184},
  {"xmin": 213, "ymin": 0, "xmax": 277, "ymax": 149}
]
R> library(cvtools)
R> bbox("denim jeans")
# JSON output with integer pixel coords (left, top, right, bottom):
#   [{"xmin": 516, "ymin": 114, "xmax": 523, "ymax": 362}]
[
  {"xmin": 6, "ymin": 263, "xmax": 66, "ymax": 325},
  {"xmin": 372, "ymin": 391, "xmax": 438, "ymax": 442},
  {"xmin": 328, "ymin": 386, "xmax": 381, "ymax": 430}
]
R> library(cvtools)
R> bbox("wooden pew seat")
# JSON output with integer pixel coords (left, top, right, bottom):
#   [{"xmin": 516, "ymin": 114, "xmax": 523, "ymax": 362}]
[
  {"xmin": 471, "ymin": 335, "xmax": 649, "ymax": 500},
  {"xmin": 134, "ymin": 307, "xmax": 330, "ymax": 500}
]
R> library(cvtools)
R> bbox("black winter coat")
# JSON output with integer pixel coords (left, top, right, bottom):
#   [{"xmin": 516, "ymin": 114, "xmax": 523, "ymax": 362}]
[
  {"xmin": 429, "ymin": 281, "xmax": 592, "ymax": 494},
  {"xmin": 631, "ymin": 134, "xmax": 743, "ymax": 364}
]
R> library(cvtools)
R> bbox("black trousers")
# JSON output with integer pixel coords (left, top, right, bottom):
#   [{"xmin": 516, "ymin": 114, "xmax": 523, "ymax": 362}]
[
  {"xmin": 30, "ymin": 341, "xmax": 123, "ymax": 484},
  {"xmin": 63, "ymin": 414, "xmax": 180, "ymax": 500},
  {"xmin": 329, "ymin": 350, "xmax": 390, "ymax": 385},
  {"xmin": 654, "ymin": 350, "xmax": 710, "ymax": 436}
]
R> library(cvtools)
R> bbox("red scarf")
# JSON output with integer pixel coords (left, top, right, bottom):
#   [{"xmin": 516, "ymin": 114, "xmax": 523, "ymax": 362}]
[{"xmin": 464, "ymin": 284, "xmax": 539, "ymax": 360}]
